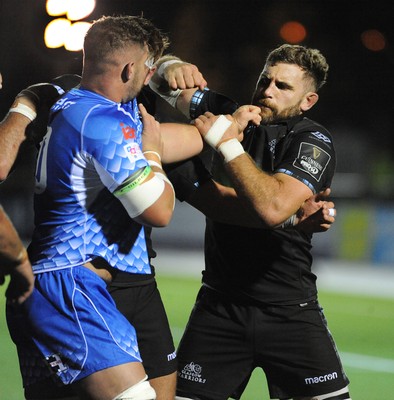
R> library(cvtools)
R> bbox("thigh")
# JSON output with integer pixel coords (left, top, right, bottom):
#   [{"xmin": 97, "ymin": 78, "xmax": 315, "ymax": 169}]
[
  {"xmin": 258, "ymin": 301, "xmax": 350, "ymax": 399},
  {"xmin": 73, "ymin": 362, "xmax": 147, "ymax": 400},
  {"xmin": 24, "ymin": 279, "xmax": 170, "ymax": 400},
  {"xmin": 109, "ymin": 281, "xmax": 177, "ymax": 379},
  {"xmin": 176, "ymin": 287, "xmax": 254, "ymax": 400}
]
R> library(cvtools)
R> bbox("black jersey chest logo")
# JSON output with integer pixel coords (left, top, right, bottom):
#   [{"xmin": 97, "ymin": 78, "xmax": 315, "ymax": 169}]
[{"xmin": 293, "ymin": 142, "xmax": 331, "ymax": 182}]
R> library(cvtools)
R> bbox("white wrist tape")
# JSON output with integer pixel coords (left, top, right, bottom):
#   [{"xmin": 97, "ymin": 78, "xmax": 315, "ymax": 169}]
[
  {"xmin": 143, "ymin": 150, "xmax": 161, "ymax": 162},
  {"xmin": 148, "ymin": 60, "xmax": 183, "ymax": 108},
  {"xmin": 9, "ymin": 102, "xmax": 37, "ymax": 121},
  {"xmin": 147, "ymin": 159, "xmax": 162, "ymax": 169},
  {"xmin": 148, "ymin": 80, "xmax": 181, "ymax": 108},
  {"xmin": 217, "ymin": 138, "xmax": 245, "ymax": 163},
  {"xmin": 203, "ymin": 115, "xmax": 232, "ymax": 148},
  {"xmin": 157, "ymin": 59, "xmax": 182, "ymax": 77},
  {"xmin": 115, "ymin": 175, "xmax": 165, "ymax": 218}
]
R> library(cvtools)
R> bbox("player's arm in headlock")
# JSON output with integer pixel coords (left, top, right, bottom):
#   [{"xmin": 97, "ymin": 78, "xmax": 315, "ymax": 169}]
[
  {"xmin": 148, "ymin": 56, "xmax": 336, "ymax": 232},
  {"xmin": 147, "ymin": 54, "xmax": 240, "ymax": 201},
  {"xmin": 0, "ymin": 74, "xmax": 81, "ymax": 181}
]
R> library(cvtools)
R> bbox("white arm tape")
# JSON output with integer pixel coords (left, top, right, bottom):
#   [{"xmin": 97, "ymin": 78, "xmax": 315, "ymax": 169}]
[
  {"xmin": 217, "ymin": 138, "xmax": 245, "ymax": 163},
  {"xmin": 147, "ymin": 159, "xmax": 162, "ymax": 169},
  {"xmin": 115, "ymin": 175, "xmax": 165, "ymax": 218},
  {"xmin": 148, "ymin": 80, "xmax": 181, "ymax": 108},
  {"xmin": 157, "ymin": 59, "xmax": 182, "ymax": 76},
  {"xmin": 203, "ymin": 115, "xmax": 232, "ymax": 148},
  {"xmin": 156, "ymin": 171, "xmax": 174, "ymax": 188},
  {"xmin": 143, "ymin": 150, "xmax": 161, "ymax": 162},
  {"xmin": 156, "ymin": 172, "xmax": 175, "ymax": 210},
  {"xmin": 9, "ymin": 102, "xmax": 37, "ymax": 121}
]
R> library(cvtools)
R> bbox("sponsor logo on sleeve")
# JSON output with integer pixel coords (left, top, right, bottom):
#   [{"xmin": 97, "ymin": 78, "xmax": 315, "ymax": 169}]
[
  {"xmin": 293, "ymin": 142, "xmax": 331, "ymax": 182},
  {"xmin": 311, "ymin": 131, "xmax": 331, "ymax": 143}
]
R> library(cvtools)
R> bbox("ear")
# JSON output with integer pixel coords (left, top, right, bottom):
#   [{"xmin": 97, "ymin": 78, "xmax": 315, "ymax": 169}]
[
  {"xmin": 300, "ymin": 92, "xmax": 318, "ymax": 112},
  {"xmin": 121, "ymin": 62, "xmax": 134, "ymax": 83}
]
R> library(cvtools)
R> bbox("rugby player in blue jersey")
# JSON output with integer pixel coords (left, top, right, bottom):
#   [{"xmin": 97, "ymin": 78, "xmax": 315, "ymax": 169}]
[{"xmin": 3, "ymin": 15, "xmax": 261, "ymax": 400}]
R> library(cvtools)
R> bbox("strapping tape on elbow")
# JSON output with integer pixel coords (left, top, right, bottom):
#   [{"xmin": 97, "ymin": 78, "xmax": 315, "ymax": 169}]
[{"xmin": 115, "ymin": 174, "xmax": 165, "ymax": 218}]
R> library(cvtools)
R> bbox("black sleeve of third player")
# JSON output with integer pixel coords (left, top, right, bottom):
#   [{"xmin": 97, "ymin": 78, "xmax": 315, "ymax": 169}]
[
  {"xmin": 164, "ymin": 147, "xmax": 215, "ymax": 202},
  {"xmin": 190, "ymin": 90, "xmax": 239, "ymax": 119},
  {"xmin": 164, "ymin": 90, "xmax": 238, "ymax": 202}
]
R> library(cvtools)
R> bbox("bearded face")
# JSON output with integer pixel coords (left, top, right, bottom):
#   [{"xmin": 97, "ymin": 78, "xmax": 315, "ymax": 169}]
[
  {"xmin": 253, "ymin": 97, "xmax": 303, "ymax": 124},
  {"xmin": 251, "ymin": 63, "xmax": 311, "ymax": 124}
]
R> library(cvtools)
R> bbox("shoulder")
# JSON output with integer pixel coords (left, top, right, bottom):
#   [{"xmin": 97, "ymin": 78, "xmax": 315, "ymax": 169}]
[
  {"xmin": 293, "ymin": 117, "xmax": 333, "ymax": 143},
  {"xmin": 288, "ymin": 117, "xmax": 335, "ymax": 157}
]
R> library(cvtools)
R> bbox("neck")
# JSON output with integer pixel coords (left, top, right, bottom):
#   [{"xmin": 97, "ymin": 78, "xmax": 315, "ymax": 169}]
[{"xmin": 81, "ymin": 73, "xmax": 124, "ymax": 103}]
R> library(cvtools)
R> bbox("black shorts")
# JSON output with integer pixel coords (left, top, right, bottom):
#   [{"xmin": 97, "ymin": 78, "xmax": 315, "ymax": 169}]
[
  {"xmin": 176, "ymin": 286, "xmax": 349, "ymax": 400},
  {"xmin": 108, "ymin": 279, "xmax": 177, "ymax": 379},
  {"xmin": 25, "ymin": 279, "xmax": 176, "ymax": 399}
]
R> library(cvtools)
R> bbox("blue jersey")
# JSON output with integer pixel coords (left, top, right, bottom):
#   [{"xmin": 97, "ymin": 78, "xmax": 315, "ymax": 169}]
[{"xmin": 29, "ymin": 88, "xmax": 151, "ymax": 275}]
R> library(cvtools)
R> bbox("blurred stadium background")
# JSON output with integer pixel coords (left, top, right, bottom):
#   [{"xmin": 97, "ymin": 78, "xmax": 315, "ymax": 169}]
[{"xmin": 0, "ymin": 0, "xmax": 393, "ymax": 398}]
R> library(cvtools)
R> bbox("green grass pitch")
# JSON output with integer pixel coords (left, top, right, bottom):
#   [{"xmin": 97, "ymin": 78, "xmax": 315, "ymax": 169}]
[{"xmin": 1, "ymin": 273, "xmax": 393, "ymax": 399}]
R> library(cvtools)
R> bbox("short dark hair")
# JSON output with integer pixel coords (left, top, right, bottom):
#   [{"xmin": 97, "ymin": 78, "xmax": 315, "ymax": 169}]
[
  {"xmin": 266, "ymin": 44, "xmax": 329, "ymax": 91},
  {"xmin": 84, "ymin": 15, "xmax": 170, "ymax": 65}
]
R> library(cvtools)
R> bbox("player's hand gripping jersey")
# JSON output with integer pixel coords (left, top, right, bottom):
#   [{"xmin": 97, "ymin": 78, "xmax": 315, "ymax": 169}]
[{"xmin": 29, "ymin": 88, "xmax": 152, "ymax": 274}]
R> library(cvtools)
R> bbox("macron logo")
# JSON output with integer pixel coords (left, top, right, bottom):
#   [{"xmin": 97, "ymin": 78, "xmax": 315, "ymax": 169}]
[{"xmin": 305, "ymin": 371, "xmax": 338, "ymax": 385}]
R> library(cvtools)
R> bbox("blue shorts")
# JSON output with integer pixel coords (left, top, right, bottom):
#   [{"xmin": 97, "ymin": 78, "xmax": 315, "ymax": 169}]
[{"xmin": 6, "ymin": 266, "xmax": 142, "ymax": 387}]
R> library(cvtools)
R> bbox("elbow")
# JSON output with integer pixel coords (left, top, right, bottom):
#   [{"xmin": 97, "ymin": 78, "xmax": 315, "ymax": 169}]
[
  {"xmin": 254, "ymin": 205, "xmax": 284, "ymax": 228},
  {"xmin": 134, "ymin": 203, "xmax": 174, "ymax": 228},
  {"xmin": 259, "ymin": 216, "xmax": 280, "ymax": 229},
  {"xmin": 0, "ymin": 162, "xmax": 10, "ymax": 182},
  {"xmin": 152, "ymin": 207, "xmax": 173, "ymax": 227}
]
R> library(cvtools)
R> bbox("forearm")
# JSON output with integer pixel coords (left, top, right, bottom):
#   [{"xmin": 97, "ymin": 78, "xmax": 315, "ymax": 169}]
[
  {"xmin": 160, "ymin": 123, "xmax": 204, "ymax": 163},
  {"xmin": 224, "ymin": 153, "xmax": 302, "ymax": 227},
  {"xmin": 187, "ymin": 179, "xmax": 270, "ymax": 228},
  {"xmin": 0, "ymin": 206, "xmax": 28, "ymax": 271},
  {"xmin": 149, "ymin": 55, "xmax": 206, "ymax": 118},
  {"xmin": 176, "ymin": 88, "xmax": 199, "ymax": 118},
  {"xmin": 0, "ymin": 112, "xmax": 32, "ymax": 181}
]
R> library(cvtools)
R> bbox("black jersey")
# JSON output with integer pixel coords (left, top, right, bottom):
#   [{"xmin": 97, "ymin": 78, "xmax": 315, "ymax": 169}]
[{"xmin": 203, "ymin": 114, "xmax": 336, "ymax": 305}]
